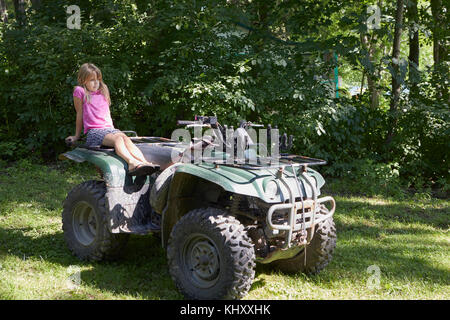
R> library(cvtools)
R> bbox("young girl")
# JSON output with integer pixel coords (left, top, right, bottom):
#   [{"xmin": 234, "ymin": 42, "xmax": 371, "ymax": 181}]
[{"xmin": 65, "ymin": 63, "xmax": 156, "ymax": 176}]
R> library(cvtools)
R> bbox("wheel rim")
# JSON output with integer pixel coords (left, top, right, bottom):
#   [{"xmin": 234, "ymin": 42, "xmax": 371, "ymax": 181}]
[
  {"xmin": 72, "ymin": 201, "xmax": 97, "ymax": 246},
  {"xmin": 182, "ymin": 234, "xmax": 220, "ymax": 289}
]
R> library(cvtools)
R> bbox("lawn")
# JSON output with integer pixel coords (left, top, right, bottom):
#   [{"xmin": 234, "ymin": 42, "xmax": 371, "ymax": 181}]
[{"xmin": 0, "ymin": 159, "xmax": 448, "ymax": 300}]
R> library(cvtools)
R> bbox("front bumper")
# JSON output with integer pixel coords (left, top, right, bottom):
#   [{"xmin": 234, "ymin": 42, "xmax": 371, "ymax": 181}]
[
  {"xmin": 266, "ymin": 166, "xmax": 336, "ymax": 249},
  {"xmin": 267, "ymin": 196, "xmax": 336, "ymax": 245}
]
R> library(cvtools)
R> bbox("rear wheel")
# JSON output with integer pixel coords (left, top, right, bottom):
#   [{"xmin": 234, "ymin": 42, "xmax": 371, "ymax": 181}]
[
  {"xmin": 167, "ymin": 208, "xmax": 255, "ymax": 300},
  {"xmin": 62, "ymin": 180, "xmax": 129, "ymax": 261}
]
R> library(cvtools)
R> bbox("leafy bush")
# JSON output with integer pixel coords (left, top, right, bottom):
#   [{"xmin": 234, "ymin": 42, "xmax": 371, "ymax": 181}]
[
  {"xmin": 324, "ymin": 158, "xmax": 405, "ymax": 198},
  {"xmin": 0, "ymin": 0, "xmax": 154, "ymax": 160},
  {"xmin": 0, "ymin": 0, "xmax": 338, "ymax": 159},
  {"xmin": 0, "ymin": 0, "xmax": 448, "ymax": 193}
]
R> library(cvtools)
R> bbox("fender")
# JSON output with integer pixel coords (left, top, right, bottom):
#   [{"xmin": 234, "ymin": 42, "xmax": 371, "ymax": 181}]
[
  {"xmin": 170, "ymin": 163, "xmax": 324, "ymax": 203},
  {"xmin": 59, "ymin": 148, "xmax": 155, "ymax": 234},
  {"xmin": 160, "ymin": 162, "xmax": 326, "ymax": 247},
  {"xmin": 59, "ymin": 147, "xmax": 135, "ymax": 187}
]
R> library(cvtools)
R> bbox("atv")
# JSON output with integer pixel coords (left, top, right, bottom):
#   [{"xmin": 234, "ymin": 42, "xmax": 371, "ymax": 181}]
[{"xmin": 59, "ymin": 116, "xmax": 336, "ymax": 300}]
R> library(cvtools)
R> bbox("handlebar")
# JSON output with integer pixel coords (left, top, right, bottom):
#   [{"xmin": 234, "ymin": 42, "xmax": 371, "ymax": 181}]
[
  {"xmin": 177, "ymin": 120, "xmax": 197, "ymax": 126},
  {"xmin": 178, "ymin": 116, "xmax": 218, "ymax": 128},
  {"xmin": 239, "ymin": 120, "xmax": 264, "ymax": 128},
  {"xmin": 177, "ymin": 116, "xmax": 294, "ymax": 152}
]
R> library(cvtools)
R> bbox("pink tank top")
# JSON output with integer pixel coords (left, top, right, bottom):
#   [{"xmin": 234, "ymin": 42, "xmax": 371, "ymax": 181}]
[{"xmin": 73, "ymin": 86, "xmax": 114, "ymax": 134}]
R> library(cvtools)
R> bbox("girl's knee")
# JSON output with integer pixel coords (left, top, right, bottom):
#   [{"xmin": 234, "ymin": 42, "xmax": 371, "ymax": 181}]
[
  {"xmin": 113, "ymin": 135, "xmax": 125, "ymax": 146},
  {"xmin": 122, "ymin": 135, "xmax": 132, "ymax": 144},
  {"xmin": 114, "ymin": 132, "xmax": 127, "ymax": 139}
]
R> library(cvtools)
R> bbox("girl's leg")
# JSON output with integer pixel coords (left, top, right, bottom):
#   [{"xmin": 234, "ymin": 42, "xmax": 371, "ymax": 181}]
[
  {"xmin": 117, "ymin": 133, "xmax": 151, "ymax": 165},
  {"xmin": 102, "ymin": 133, "xmax": 142, "ymax": 170}
]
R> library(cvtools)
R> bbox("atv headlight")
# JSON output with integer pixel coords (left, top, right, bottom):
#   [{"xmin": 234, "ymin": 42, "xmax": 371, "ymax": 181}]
[{"xmin": 264, "ymin": 180, "xmax": 280, "ymax": 199}]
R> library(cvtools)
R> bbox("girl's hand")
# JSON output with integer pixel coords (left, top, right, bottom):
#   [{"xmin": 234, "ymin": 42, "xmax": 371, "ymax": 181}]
[{"xmin": 65, "ymin": 135, "xmax": 79, "ymax": 146}]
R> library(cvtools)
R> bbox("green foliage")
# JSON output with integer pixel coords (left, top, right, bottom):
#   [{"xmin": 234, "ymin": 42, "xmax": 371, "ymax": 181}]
[
  {"xmin": 0, "ymin": 0, "xmax": 448, "ymax": 192},
  {"xmin": 0, "ymin": 0, "xmax": 340, "ymax": 152},
  {"xmin": 326, "ymin": 159, "xmax": 404, "ymax": 198},
  {"xmin": 0, "ymin": 0, "xmax": 154, "ymax": 158},
  {"xmin": 0, "ymin": 139, "xmax": 28, "ymax": 159}
]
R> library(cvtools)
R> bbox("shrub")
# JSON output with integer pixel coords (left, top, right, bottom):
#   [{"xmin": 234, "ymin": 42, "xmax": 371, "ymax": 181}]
[{"xmin": 326, "ymin": 158, "xmax": 404, "ymax": 198}]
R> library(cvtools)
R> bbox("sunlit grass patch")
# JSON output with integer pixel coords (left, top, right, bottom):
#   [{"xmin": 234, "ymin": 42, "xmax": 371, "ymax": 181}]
[{"xmin": 0, "ymin": 160, "xmax": 449, "ymax": 300}]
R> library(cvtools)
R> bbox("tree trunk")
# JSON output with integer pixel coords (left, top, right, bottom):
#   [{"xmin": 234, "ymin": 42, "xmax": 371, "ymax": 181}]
[
  {"xmin": 386, "ymin": 0, "xmax": 404, "ymax": 146},
  {"xmin": 430, "ymin": 0, "xmax": 448, "ymax": 101},
  {"xmin": 13, "ymin": 0, "xmax": 26, "ymax": 25},
  {"xmin": 30, "ymin": 0, "xmax": 41, "ymax": 10},
  {"xmin": 368, "ymin": 0, "xmax": 383, "ymax": 108},
  {"xmin": 0, "ymin": 0, "xmax": 7, "ymax": 23},
  {"xmin": 360, "ymin": 70, "xmax": 365, "ymax": 96},
  {"xmin": 360, "ymin": 33, "xmax": 380, "ymax": 108},
  {"xmin": 360, "ymin": 1, "xmax": 384, "ymax": 109},
  {"xmin": 430, "ymin": 0, "xmax": 443, "ymax": 65},
  {"xmin": 407, "ymin": 0, "xmax": 419, "ymax": 95},
  {"xmin": 367, "ymin": 36, "xmax": 381, "ymax": 109}
]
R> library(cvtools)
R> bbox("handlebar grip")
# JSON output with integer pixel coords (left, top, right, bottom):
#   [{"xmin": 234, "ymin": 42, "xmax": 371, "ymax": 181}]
[
  {"xmin": 65, "ymin": 138, "xmax": 81, "ymax": 148},
  {"xmin": 65, "ymin": 137, "xmax": 75, "ymax": 147},
  {"xmin": 177, "ymin": 120, "xmax": 196, "ymax": 125}
]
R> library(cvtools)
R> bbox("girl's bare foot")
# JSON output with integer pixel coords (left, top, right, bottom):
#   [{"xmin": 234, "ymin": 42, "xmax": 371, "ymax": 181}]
[
  {"xmin": 128, "ymin": 161, "xmax": 143, "ymax": 172},
  {"xmin": 143, "ymin": 160, "xmax": 156, "ymax": 167},
  {"xmin": 128, "ymin": 161, "xmax": 159, "ymax": 176}
]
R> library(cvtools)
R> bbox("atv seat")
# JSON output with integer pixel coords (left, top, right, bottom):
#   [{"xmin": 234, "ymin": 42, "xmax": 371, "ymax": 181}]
[
  {"xmin": 136, "ymin": 144, "xmax": 184, "ymax": 171},
  {"xmin": 77, "ymin": 144, "xmax": 115, "ymax": 153},
  {"xmin": 76, "ymin": 142, "xmax": 185, "ymax": 171}
]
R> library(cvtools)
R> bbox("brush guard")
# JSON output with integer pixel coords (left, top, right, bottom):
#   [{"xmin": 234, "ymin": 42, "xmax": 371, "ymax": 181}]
[{"xmin": 266, "ymin": 165, "xmax": 336, "ymax": 249}]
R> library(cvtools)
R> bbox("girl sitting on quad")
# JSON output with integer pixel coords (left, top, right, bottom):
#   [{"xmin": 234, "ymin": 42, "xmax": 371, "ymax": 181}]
[{"xmin": 65, "ymin": 63, "xmax": 155, "ymax": 176}]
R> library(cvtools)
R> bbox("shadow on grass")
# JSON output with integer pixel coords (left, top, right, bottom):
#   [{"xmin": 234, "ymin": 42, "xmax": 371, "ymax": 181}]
[
  {"xmin": 1, "ymin": 220, "xmax": 448, "ymax": 299},
  {"xmin": 335, "ymin": 199, "xmax": 449, "ymax": 230},
  {"xmin": 1, "ymin": 162, "xmax": 448, "ymax": 298},
  {"xmin": 251, "ymin": 198, "xmax": 449, "ymax": 287},
  {"xmin": 331, "ymin": 205, "xmax": 449, "ymax": 285},
  {"xmin": 0, "ymin": 162, "xmax": 99, "ymax": 213},
  {"xmin": 330, "ymin": 241, "xmax": 450, "ymax": 286},
  {"xmin": 77, "ymin": 235, "xmax": 183, "ymax": 300},
  {"xmin": 254, "ymin": 241, "xmax": 449, "ymax": 289},
  {"xmin": 0, "ymin": 226, "xmax": 181, "ymax": 299}
]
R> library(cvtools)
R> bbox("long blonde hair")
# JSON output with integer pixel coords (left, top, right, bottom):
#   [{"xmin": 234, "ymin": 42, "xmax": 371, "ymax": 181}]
[{"xmin": 76, "ymin": 63, "xmax": 111, "ymax": 106}]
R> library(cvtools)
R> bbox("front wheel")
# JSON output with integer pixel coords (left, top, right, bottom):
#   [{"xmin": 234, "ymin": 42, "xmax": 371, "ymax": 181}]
[
  {"xmin": 271, "ymin": 213, "xmax": 336, "ymax": 274},
  {"xmin": 167, "ymin": 208, "xmax": 255, "ymax": 300}
]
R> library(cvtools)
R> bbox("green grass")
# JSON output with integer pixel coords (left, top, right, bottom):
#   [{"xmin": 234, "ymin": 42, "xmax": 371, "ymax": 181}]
[{"xmin": 0, "ymin": 159, "xmax": 448, "ymax": 299}]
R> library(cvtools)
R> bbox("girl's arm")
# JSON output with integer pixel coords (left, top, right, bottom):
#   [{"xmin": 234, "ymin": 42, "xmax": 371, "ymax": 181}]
[
  {"xmin": 66, "ymin": 96, "xmax": 83, "ymax": 144},
  {"xmin": 73, "ymin": 96, "xmax": 83, "ymax": 139}
]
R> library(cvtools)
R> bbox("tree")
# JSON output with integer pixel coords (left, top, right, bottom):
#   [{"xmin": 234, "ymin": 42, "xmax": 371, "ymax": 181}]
[
  {"xmin": 12, "ymin": 0, "xmax": 25, "ymax": 25},
  {"xmin": 407, "ymin": 0, "xmax": 419, "ymax": 95},
  {"xmin": 0, "ymin": 0, "xmax": 7, "ymax": 23},
  {"xmin": 430, "ymin": 0, "xmax": 448, "ymax": 101},
  {"xmin": 430, "ymin": 0, "xmax": 446, "ymax": 65},
  {"xmin": 360, "ymin": 31, "xmax": 383, "ymax": 109},
  {"xmin": 30, "ymin": 0, "xmax": 40, "ymax": 10},
  {"xmin": 386, "ymin": 0, "xmax": 404, "ymax": 146}
]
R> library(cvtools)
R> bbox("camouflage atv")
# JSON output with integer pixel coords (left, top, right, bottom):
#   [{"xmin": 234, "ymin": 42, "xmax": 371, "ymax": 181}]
[{"xmin": 59, "ymin": 116, "xmax": 336, "ymax": 300}]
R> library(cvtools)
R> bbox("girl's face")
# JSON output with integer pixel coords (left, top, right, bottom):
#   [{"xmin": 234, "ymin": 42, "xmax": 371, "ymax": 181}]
[{"xmin": 85, "ymin": 72, "xmax": 100, "ymax": 92}]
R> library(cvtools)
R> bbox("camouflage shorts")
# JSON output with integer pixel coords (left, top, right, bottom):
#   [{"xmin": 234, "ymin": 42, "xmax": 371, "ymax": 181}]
[{"xmin": 85, "ymin": 128, "xmax": 121, "ymax": 147}]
